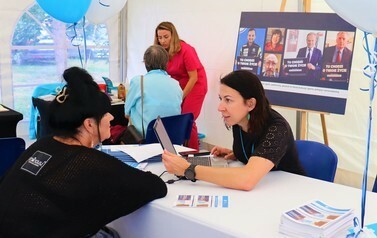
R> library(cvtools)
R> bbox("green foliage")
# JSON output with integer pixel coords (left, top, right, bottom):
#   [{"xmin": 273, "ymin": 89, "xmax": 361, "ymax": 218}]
[
  {"xmin": 12, "ymin": 14, "xmax": 41, "ymax": 46},
  {"xmin": 13, "ymin": 3, "xmax": 109, "ymax": 47},
  {"xmin": 10, "ymin": 2, "xmax": 110, "ymax": 122}
]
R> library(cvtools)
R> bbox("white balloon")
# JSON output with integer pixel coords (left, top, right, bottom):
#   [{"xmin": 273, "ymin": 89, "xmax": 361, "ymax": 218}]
[
  {"xmin": 325, "ymin": 0, "xmax": 377, "ymax": 34},
  {"xmin": 86, "ymin": 0, "xmax": 127, "ymax": 24}
]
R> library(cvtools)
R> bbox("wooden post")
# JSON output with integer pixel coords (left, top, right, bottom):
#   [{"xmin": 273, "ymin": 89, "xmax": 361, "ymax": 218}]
[
  {"xmin": 280, "ymin": 0, "xmax": 287, "ymax": 12},
  {"xmin": 303, "ymin": 0, "xmax": 311, "ymax": 13},
  {"xmin": 281, "ymin": 0, "xmax": 311, "ymax": 12},
  {"xmin": 300, "ymin": 111, "xmax": 308, "ymax": 140},
  {"xmin": 320, "ymin": 114, "xmax": 329, "ymax": 145}
]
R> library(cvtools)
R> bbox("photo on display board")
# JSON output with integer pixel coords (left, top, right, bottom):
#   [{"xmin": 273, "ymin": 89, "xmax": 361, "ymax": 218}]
[
  {"xmin": 321, "ymin": 31, "xmax": 355, "ymax": 83},
  {"xmin": 264, "ymin": 27, "xmax": 285, "ymax": 53},
  {"xmin": 282, "ymin": 29, "xmax": 326, "ymax": 80},
  {"xmin": 262, "ymin": 52, "xmax": 282, "ymax": 78},
  {"xmin": 234, "ymin": 28, "xmax": 266, "ymax": 75},
  {"xmin": 233, "ymin": 12, "xmax": 357, "ymax": 114}
]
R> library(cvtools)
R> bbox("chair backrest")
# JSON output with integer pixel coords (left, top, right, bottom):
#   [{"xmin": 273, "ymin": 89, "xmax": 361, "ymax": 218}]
[
  {"xmin": 29, "ymin": 83, "xmax": 64, "ymax": 139},
  {"xmin": 295, "ymin": 140, "xmax": 338, "ymax": 182},
  {"xmin": 32, "ymin": 97, "xmax": 53, "ymax": 139},
  {"xmin": 102, "ymin": 76, "xmax": 118, "ymax": 93},
  {"xmin": 144, "ymin": 113, "xmax": 194, "ymax": 145},
  {"xmin": 373, "ymin": 177, "xmax": 377, "ymax": 193},
  {"xmin": 0, "ymin": 137, "xmax": 25, "ymax": 177}
]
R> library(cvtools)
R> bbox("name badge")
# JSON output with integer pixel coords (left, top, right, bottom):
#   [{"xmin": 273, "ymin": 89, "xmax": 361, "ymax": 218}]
[{"xmin": 21, "ymin": 151, "xmax": 51, "ymax": 175}]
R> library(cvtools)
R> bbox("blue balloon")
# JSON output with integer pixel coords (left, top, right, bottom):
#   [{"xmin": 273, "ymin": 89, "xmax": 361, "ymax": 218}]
[{"xmin": 37, "ymin": 0, "xmax": 92, "ymax": 23}]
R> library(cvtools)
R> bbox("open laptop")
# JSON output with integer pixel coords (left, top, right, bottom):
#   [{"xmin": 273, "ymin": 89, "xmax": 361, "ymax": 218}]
[{"xmin": 153, "ymin": 116, "xmax": 228, "ymax": 167}]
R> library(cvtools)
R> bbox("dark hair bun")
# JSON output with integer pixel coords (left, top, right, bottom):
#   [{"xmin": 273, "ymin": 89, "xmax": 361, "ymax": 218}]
[{"xmin": 49, "ymin": 67, "xmax": 111, "ymax": 137}]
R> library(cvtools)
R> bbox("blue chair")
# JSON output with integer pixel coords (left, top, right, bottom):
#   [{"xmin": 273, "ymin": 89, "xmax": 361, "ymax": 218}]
[
  {"xmin": 373, "ymin": 177, "xmax": 377, "ymax": 193},
  {"xmin": 102, "ymin": 76, "xmax": 118, "ymax": 94},
  {"xmin": 32, "ymin": 97, "xmax": 53, "ymax": 139},
  {"xmin": 144, "ymin": 113, "xmax": 194, "ymax": 146},
  {"xmin": 29, "ymin": 83, "xmax": 65, "ymax": 139},
  {"xmin": 295, "ymin": 140, "xmax": 338, "ymax": 182},
  {"xmin": 0, "ymin": 137, "xmax": 25, "ymax": 177}
]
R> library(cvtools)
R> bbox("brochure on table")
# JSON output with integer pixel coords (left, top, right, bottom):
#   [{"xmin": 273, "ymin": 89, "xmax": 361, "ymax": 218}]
[{"xmin": 279, "ymin": 200, "xmax": 354, "ymax": 237}]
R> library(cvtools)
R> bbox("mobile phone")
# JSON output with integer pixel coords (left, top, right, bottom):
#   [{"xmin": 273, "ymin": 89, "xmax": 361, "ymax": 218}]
[{"xmin": 179, "ymin": 151, "xmax": 210, "ymax": 157}]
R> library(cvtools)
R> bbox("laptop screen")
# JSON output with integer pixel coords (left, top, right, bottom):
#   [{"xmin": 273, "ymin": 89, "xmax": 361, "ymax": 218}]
[{"xmin": 153, "ymin": 116, "xmax": 177, "ymax": 154}]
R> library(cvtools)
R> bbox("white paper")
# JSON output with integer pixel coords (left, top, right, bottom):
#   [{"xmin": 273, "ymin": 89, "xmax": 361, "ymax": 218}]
[
  {"xmin": 0, "ymin": 105, "xmax": 9, "ymax": 112},
  {"xmin": 38, "ymin": 94, "xmax": 55, "ymax": 101},
  {"xmin": 109, "ymin": 143, "xmax": 195, "ymax": 163}
]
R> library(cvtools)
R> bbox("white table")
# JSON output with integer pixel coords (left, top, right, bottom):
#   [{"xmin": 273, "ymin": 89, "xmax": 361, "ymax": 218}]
[{"xmin": 108, "ymin": 162, "xmax": 377, "ymax": 238}]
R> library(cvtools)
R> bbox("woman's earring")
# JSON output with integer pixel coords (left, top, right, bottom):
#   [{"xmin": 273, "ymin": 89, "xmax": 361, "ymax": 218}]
[{"xmin": 247, "ymin": 113, "xmax": 251, "ymax": 120}]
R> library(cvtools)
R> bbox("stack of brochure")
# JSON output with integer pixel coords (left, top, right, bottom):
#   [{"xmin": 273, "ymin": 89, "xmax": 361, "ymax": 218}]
[{"xmin": 279, "ymin": 200, "xmax": 354, "ymax": 238}]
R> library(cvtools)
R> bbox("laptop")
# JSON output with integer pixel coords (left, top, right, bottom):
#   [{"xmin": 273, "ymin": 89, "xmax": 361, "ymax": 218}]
[{"xmin": 153, "ymin": 116, "xmax": 228, "ymax": 167}]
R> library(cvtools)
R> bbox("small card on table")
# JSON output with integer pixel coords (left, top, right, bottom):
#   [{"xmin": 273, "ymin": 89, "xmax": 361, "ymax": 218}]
[{"xmin": 174, "ymin": 195, "xmax": 229, "ymax": 208}]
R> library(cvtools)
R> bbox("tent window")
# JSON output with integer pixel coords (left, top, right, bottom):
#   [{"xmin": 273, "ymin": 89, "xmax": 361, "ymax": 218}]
[{"xmin": 11, "ymin": 3, "xmax": 110, "ymax": 121}]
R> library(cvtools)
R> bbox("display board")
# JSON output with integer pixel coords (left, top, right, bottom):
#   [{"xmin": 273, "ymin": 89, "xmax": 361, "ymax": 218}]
[{"xmin": 234, "ymin": 12, "xmax": 356, "ymax": 114}]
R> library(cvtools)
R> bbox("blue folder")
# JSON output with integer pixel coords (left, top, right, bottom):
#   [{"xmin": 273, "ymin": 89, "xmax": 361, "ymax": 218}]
[{"xmin": 103, "ymin": 149, "xmax": 162, "ymax": 166}]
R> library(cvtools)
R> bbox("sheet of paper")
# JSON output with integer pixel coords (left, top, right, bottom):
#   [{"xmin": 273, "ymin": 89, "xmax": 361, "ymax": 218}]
[
  {"xmin": 124, "ymin": 161, "xmax": 148, "ymax": 171},
  {"xmin": 0, "ymin": 105, "xmax": 9, "ymax": 112},
  {"xmin": 38, "ymin": 94, "xmax": 55, "ymax": 101},
  {"xmin": 109, "ymin": 143, "xmax": 196, "ymax": 163}
]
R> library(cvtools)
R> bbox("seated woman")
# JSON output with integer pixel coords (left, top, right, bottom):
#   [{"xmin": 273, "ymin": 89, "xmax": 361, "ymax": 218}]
[
  {"xmin": 0, "ymin": 67, "xmax": 167, "ymax": 237},
  {"xmin": 125, "ymin": 45, "xmax": 182, "ymax": 137},
  {"xmin": 162, "ymin": 70, "xmax": 305, "ymax": 191}
]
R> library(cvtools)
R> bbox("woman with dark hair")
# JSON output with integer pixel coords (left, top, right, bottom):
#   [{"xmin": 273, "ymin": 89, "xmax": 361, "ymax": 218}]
[
  {"xmin": 0, "ymin": 67, "xmax": 167, "ymax": 237},
  {"xmin": 162, "ymin": 70, "xmax": 304, "ymax": 191},
  {"xmin": 265, "ymin": 29, "xmax": 284, "ymax": 52},
  {"xmin": 154, "ymin": 21, "xmax": 207, "ymax": 150}
]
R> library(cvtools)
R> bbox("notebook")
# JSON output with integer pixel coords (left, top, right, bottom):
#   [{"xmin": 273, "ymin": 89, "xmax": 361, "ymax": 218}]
[{"xmin": 153, "ymin": 116, "xmax": 228, "ymax": 167}]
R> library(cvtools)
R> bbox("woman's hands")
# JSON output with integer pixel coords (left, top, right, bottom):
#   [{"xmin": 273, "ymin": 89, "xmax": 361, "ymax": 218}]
[
  {"xmin": 210, "ymin": 146, "xmax": 235, "ymax": 160},
  {"xmin": 162, "ymin": 150, "xmax": 190, "ymax": 176},
  {"xmin": 182, "ymin": 70, "xmax": 198, "ymax": 99}
]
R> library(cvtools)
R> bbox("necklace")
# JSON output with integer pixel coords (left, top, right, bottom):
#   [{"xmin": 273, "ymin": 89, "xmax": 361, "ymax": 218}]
[
  {"xmin": 54, "ymin": 136, "xmax": 83, "ymax": 146},
  {"xmin": 71, "ymin": 137, "xmax": 83, "ymax": 146},
  {"xmin": 239, "ymin": 127, "xmax": 254, "ymax": 161}
]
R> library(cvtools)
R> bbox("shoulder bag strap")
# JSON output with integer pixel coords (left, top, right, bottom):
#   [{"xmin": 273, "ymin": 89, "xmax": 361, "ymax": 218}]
[{"xmin": 141, "ymin": 75, "xmax": 145, "ymax": 138}]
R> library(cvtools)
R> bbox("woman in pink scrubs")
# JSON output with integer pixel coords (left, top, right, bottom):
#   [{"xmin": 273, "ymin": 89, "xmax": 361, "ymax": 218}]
[{"xmin": 154, "ymin": 22, "xmax": 208, "ymax": 150}]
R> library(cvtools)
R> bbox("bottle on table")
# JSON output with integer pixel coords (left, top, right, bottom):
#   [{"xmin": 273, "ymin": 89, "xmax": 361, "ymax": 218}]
[{"xmin": 117, "ymin": 83, "xmax": 126, "ymax": 101}]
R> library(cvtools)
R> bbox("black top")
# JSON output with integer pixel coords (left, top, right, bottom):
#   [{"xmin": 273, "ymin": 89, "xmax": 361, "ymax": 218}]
[
  {"xmin": 240, "ymin": 42, "xmax": 261, "ymax": 58},
  {"xmin": 232, "ymin": 109, "xmax": 305, "ymax": 175},
  {"xmin": 0, "ymin": 137, "xmax": 167, "ymax": 237}
]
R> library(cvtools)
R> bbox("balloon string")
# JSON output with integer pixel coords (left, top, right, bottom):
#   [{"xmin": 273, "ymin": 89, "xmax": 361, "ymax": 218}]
[
  {"xmin": 361, "ymin": 33, "xmax": 377, "ymax": 98},
  {"xmin": 356, "ymin": 31, "xmax": 377, "ymax": 234},
  {"xmin": 66, "ymin": 17, "xmax": 89, "ymax": 69},
  {"xmin": 66, "ymin": 23, "xmax": 84, "ymax": 68},
  {"xmin": 82, "ymin": 16, "xmax": 88, "ymax": 69}
]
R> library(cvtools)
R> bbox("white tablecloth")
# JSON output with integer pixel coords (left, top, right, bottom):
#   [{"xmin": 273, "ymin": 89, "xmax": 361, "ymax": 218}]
[{"xmin": 108, "ymin": 162, "xmax": 377, "ymax": 238}]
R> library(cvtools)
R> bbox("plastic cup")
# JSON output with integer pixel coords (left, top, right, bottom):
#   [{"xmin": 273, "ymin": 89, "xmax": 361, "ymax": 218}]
[{"xmin": 98, "ymin": 84, "xmax": 107, "ymax": 93}]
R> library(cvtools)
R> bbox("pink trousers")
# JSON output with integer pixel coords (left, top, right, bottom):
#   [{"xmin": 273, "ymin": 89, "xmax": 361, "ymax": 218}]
[{"xmin": 182, "ymin": 90, "xmax": 206, "ymax": 150}]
